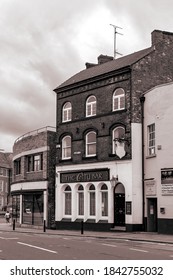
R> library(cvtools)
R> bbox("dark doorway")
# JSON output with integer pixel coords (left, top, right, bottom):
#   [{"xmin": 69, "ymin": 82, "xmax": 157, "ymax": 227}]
[
  {"xmin": 114, "ymin": 193, "xmax": 125, "ymax": 226},
  {"xmin": 147, "ymin": 198, "xmax": 157, "ymax": 232}
]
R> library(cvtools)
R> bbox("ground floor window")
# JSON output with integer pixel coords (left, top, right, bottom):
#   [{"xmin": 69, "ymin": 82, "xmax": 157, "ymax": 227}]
[
  {"xmin": 89, "ymin": 184, "xmax": 95, "ymax": 216},
  {"xmin": 12, "ymin": 195, "xmax": 20, "ymax": 222},
  {"xmin": 101, "ymin": 184, "xmax": 108, "ymax": 216},
  {"xmin": 64, "ymin": 186, "xmax": 71, "ymax": 215},
  {"xmin": 78, "ymin": 185, "xmax": 84, "ymax": 216},
  {"xmin": 23, "ymin": 192, "xmax": 43, "ymax": 225}
]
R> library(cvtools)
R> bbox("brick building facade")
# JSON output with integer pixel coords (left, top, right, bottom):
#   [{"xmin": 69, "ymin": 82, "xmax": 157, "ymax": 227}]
[
  {"xmin": 0, "ymin": 151, "xmax": 12, "ymax": 211},
  {"xmin": 11, "ymin": 127, "xmax": 56, "ymax": 228},
  {"xmin": 54, "ymin": 30, "xmax": 173, "ymax": 232}
]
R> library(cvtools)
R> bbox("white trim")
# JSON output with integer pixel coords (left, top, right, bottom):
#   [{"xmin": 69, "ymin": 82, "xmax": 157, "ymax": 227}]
[
  {"xmin": 11, "ymin": 181, "xmax": 48, "ymax": 192},
  {"xmin": 13, "ymin": 146, "xmax": 49, "ymax": 160}
]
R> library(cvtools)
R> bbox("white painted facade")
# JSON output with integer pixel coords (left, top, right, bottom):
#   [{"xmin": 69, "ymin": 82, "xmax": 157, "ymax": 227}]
[
  {"xmin": 143, "ymin": 82, "xmax": 173, "ymax": 233},
  {"xmin": 55, "ymin": 123, "xmax": 143, "ymax": 229}
]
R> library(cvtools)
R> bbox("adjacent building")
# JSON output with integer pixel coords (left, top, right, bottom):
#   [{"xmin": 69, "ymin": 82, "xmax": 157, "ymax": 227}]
[
  {"xmin": 10, "ymin": 127, "xmax": 56, "ymax": 228},
  {"xmin": 143, "ymin": 82, "xmax": 173, "ymax": 234},
  {"xmin": 54, "ymin": 30, "xmax": 173, "ymax": 232},
  {"xmin": 0, "ymin": 151, "xmax": 12, "ymax": 211}
]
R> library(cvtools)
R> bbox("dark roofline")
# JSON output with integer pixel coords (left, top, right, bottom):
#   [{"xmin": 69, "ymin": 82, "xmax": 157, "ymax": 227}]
[{"xmin": 54, "ymin": 46, "xmax": 154, "ymax": 93}]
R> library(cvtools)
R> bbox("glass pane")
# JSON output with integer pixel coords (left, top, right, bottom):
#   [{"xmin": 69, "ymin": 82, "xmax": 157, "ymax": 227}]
[
  {"xmin": 102, "ymin": 192, "xmax": 108, "ymax": 216},
  {"xmin": 90, "ymin": 192, "xmax": 95, "ymax": 216},
  {"xmin": 65, "ymin": 193, "xmax": 71, "ymax": 215},
  {"xmin": 78, "ymin": 192, "xmax": 84, "ymax": 215}
]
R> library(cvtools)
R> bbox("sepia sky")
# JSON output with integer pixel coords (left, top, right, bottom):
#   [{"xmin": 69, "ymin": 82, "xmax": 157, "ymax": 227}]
[{"xmin": 0, "ymin": 0, "xmax": 173, "ymax": 152}]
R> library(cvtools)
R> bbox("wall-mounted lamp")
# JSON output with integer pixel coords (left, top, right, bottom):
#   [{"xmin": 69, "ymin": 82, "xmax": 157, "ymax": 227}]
[
  {"xmin": 56, "ymin": 144, "xmax": 61, "ymax": 148},
  {"xmin": 110, "ymin": 175, "xmax": 118, "ymax": 187}
]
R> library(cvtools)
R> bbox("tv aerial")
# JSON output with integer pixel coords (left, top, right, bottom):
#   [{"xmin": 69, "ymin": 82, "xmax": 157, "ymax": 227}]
[{"xmin": 110, "ymin": 24, "xmax": 123, "ymax": 59}]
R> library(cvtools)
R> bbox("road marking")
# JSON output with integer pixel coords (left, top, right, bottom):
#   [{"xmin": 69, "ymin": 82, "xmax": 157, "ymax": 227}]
[
  {"xmin": 17, "ymin": 242, "xmax": 57, "ymax": 254},
  {"xmin": 0, "ymin": 237, "xmax": 19, "ymax": 240},
  {"xmin": 102, "ymin": 243, "xmax": 117, "ymax": 248},
  {"xmin": 129, "ymin": 248, "xmax": 148, "ymax": 253}
]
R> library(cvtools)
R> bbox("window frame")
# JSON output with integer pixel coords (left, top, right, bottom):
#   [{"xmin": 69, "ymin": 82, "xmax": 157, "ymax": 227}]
[
  {"xmin": 64, "ymin": 186, "xmax": 72, "ymax": 216},
  {"xmin": 86, "ymin": 95, "xmax": 97, "ymax": 117},
  {"xmin": 112, "ymin": 126, "xmax": 125, "ymax": 154},
  {"xmin": 77, "ymin": 185, "xmax": 84, "ymax": 216},
  {"xmin": 88, "ymin": 184, "xmax": 96, "ymax": 217},
  {"xmin": 27, "ymin": 153, "xmax": 43, "ymax": 172},
  {"xmin": 85, "ymin": 131, "xmax": 96, "ymax": 157},
  {"xmin": 62, "ymin": 102, "xmax": 72, "ymax": 123},
  {"xmin": 148, "ymin": 123, "xmax": 156, "ymax": 156},
  {"xmin": 62, "ymin": 135, "xmax": 72, "ymax": 160},
  {"xmin": 100, "ymin": 184, "xmax": 108, "ymax": 217},
  {"xmin": 113, "ymin": 88, "xmax": 125, "ymax": 111}
]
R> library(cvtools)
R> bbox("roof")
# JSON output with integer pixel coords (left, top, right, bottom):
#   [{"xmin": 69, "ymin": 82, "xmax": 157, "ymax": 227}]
[
  {"xmin": 55, "ymin": 46, "xmax": 154, "ymax": 91},
  {"xmin": 0, "ymin": 152, "xmax": 13, "ymax": 169}
]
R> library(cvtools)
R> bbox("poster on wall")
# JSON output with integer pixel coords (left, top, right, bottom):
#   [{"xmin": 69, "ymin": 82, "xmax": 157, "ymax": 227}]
[{"xmin": 161, "ymin": 169, "xmax": 173, "ymax": 195}]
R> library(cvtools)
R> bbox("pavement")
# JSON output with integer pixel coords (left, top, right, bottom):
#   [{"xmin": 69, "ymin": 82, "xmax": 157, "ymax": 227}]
[{"xmin": 1, "ymin": 220, "xmax": 173, "ymax": 245}]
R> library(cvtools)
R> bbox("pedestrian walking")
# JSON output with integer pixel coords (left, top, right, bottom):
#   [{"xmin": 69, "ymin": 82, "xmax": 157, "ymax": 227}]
[{"xmin": 4, "ymin": 211, "xmax": 10, "ymax": 223}]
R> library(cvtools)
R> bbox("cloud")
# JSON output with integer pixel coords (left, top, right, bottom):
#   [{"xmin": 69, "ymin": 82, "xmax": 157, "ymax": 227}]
[{"xmin": 0, "ymin": 0, "xmax": 173, "ymax": 152}]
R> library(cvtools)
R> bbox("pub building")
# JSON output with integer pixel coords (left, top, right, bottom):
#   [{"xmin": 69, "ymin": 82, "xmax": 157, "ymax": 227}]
[{"xmin": 54, "ymin": 30, "xmax": 173, "ymax": 232}]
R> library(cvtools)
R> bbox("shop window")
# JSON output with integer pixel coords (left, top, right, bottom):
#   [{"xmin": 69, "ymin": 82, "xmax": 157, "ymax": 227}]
[
  {"xmin": 22, "ymin": 193, "xmax": 43, "ymax": 225},
  {"xmin": 62, "ymin": 136, "xmax": 71, "ymax": 159},
  {"xmin": 89, "ymin": 184, "xmax": 95, "ymax": 216},
  {"xmin": 12, "ymin": 195, "xmax": 20, "ymax": 222},
  {"xmin": 86, "ymin": 95, "xmax": 97, "ymax": 117},
  {"xmin": 113, "ymin": 88, "xmax": 125, "ymax": 111},
  {"xmin": 27, "ymin": 154, "xmax": 43, "ymax": 172},
  {"xmin": 101, "ymin": 184, "xmax": 108, "ymax": 216},
  {"xmin": 148, "ymin": 123, "xmax": 155, "ymax": 156},
  {"xmin": 64, "ymin": 186, "xmax": 72, "ymax": 215},
  {"xmin": 78, "ymin": 185, "xmax": 84, "ymax": 216},
  {"xmin": 14, "ymin": 158, "xmax": 21, "ymax": 175},
  {"xmin": 86, "ymin": 131, "xmax": 96, "ymax": 157},
  {"xmin": 62, "ymin": 102, "xmax": 72, "ymax": 122}
]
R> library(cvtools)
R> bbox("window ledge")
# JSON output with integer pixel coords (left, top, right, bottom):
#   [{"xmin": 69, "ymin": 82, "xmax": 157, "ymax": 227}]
[
  {"xmin": 82, "ymin": 155, "xmax": 97, "ymax": 160},
  {"xmin": 59, "ymin": 158, "xmax": 72, "ymax": 163},
  {"xmin": 146, "ymin": 154, "xmax": 157, "ymax": 159}
]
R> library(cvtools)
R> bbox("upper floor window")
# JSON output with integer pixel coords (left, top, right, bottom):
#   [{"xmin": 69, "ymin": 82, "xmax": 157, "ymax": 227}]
[
  {"xmin": 62, "ymin": 136, "xmax": 71, "ymax": 159},
  {"xmin": 113, "ymin": 88, "xmax": 125, "ymax": 111},
  {"xmin": 148, "ymin": 123, "xmax": 155, "ymax": 156},
  {"xmin": 86, "ymin": 95, "xmax": 96, "ymax": 117},
  {"xmin": 86, "ymin": 131, "xmax": 96, "ymax": 157},
  {"xmin": 62, "ymin": 102, "xmax": 72, "ymax": 122},
  {"xmin": 14, "ymin": 159, "xmax": 21, "ymax": 175},
  {"xmin": 27, "ymin": 154, "xmax": 43, "ymax": 172},
  {"xmin": 112, "ymin": 126, "xmax": 125, "ymax": 155}
]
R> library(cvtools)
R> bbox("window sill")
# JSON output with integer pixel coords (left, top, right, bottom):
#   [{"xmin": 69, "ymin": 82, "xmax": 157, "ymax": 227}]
[
  {"xmin": 146, "ymin": 154, "xmax": 157, "ymax": 159},
  {"xmin": 82, "ymin": 155, "xmax": 97, "ymax": 160},
  {"xmin": 59, "ymin": 158, "xmax": 72, "ymax": 163}
]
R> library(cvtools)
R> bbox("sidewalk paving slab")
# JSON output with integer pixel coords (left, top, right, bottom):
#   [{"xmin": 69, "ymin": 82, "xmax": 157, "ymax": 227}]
[{"xmin": 1, "ymin": 222, "xmax": 173, "ymax": 245}]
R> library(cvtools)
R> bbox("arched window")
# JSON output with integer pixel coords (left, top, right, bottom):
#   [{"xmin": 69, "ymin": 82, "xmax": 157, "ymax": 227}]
[
  {"xmin": 112, "ymin": 126, "xmax": 125, "ymax": 155},
  {"xmin": 101, "ymin": 184, "xmax": 108, "ymax": 216},
  {"xmin": 62, "ymin": 136, "xmax": 71, "ymax": 159},
  {"xmin": 89, "ymin": 184, "xmax": 95, "ymax": 216},
  {"xmin": 78, "ymin": 185, "xmax": 84, "ymax": 216},
  {"xmin": 86, "ymin": 95, "xmax": 96, "ymax": 117},
  {"xmin": 62, "ymin": 102, "xmax": 72, "ymax": 122},
  {"xmin": 113, "ymin": 88, "xmax": 125, "ymax": 111},
  {"xmin": 64, "ymin": 186, "xmax": 71, "ymax": 215},
  {"xmin": 86, "ymin": 131, "xmax": 96, "ymax": 156}
]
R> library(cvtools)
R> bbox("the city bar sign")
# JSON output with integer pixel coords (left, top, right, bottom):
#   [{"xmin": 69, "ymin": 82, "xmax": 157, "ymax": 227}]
[{"xmin": 60, "ymin": 169, "xmax": 110, "ymax": 183}]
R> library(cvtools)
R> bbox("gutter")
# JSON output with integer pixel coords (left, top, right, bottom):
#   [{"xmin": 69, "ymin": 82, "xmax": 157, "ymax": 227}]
[{"xmin": 140, "ymin": 95, "xmax": 145, "ymax": 231}]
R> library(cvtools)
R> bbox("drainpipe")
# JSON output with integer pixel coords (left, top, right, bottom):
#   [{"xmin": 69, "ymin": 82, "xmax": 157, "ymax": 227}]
[{"xmin": 140, "ymin": 96, "xmax": 145, "ymax": 231}]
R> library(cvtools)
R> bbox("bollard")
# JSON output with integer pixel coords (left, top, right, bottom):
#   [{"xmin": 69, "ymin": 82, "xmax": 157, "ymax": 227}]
[
  {"xmin": 81, "ymin": 220, "xmax": 84, "ymax": 235},
  {"xmin": 13, "ymin": 219, "xmax": 15, "ymax": 231},
  {"xmin": 43, "ymin": 220, "xmax": 46, "ymax": 232}
]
